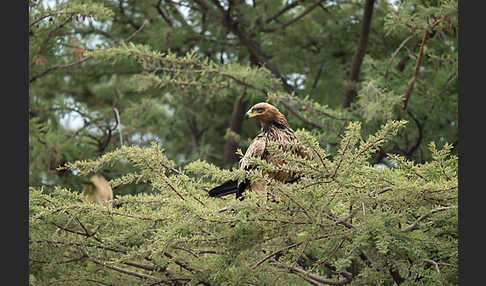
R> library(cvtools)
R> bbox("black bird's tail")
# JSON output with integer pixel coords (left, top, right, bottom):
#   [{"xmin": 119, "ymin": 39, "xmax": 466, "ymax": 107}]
[{"xmin": 208, "ymin": 179, "xmax": 249, "ymax": 199}]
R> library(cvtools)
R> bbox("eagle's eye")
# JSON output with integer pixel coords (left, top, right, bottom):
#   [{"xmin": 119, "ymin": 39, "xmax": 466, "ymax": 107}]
[{"xmin": 254, "ymin": 107, "xmax": 265, "ymax": 113}]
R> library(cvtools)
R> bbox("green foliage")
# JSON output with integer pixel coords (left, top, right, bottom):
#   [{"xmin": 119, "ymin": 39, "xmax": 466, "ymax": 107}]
[
  {"xmin": 30, "ymin": 122, "xmax": 457, "ymax": 285},
  {"xmin": 29, "ymin": 0, "xmax": 457, "ymax": 284}
]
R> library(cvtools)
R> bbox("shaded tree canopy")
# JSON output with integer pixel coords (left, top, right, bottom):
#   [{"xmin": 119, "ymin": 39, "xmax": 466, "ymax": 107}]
[{"xmin": 29, "ymin": 0, "xmax": 458, "ymax": 285}]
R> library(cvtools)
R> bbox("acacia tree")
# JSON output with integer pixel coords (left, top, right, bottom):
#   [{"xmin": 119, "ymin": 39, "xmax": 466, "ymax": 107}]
[
  {"xmin": 30, "ymin": 122, "xmax": 458, "ymax": 285},
  {"xmin": 29, "ymin": 0, "xmax": 458, "ymax": 285}
]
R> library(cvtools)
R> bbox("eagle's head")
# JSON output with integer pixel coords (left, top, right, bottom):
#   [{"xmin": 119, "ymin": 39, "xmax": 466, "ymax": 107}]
[{"xmin": 245, "ymin": 102, "xmax": 289, "ymax": 128}]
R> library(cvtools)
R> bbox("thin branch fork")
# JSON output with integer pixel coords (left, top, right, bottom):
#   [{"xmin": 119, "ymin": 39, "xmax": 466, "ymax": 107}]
[
  {"xmin": 279, "ymin": 99, "xmax": 324, "ymax": 129},
  {"xmin": 404, "ymin": 110, "xmax": 423, "ymax": 159},
  {"xmin": 29, "ymin": 57, "xmax": 91, "ymax": 83},
  {"xmin": 51, "ymin": 221, "xmax": 103, "ymax": 243},
  {"xmin": 91, "ymin": 259, "xmax": 163, "ymax": 282},
  {"xmin": 399, "ymin": 30, "xmax": 430, "ymax": 116},
  {"xmin": 261, "ymin": 0, "xmax": 325, "ymax": 33},
  {"xmin": 30, "ymin": 19, "xmax": 148, "ymax": 83},
  {"xmin": 203, "ymin": 0, "xmax": 296, "ymax": 93},
  {"xmin": 418, "ymin": 258, "xmax": 441, "ymax": 275},
  {"xmin": 330, "ymin": 209, "xmax": 358, "ymax": 230},
  {"xmin": 106, "ymin": 210, "xmax": 168, "ymax": 222},
  {"xmin": 402, "ymin": 206, "xmax": 457, "ymax": 232},
  {"xmin": 397, "ymin": 16, "xmax": 444, "ymax": 118},
  {"xmin": 264, "ymin": 0, "xmax": 302, "ymax": 24},
  {"xmin": 162, "ymin": 252, "xmax": 212, "ymax": 286},
  {"xmin": 270, "ymin": 260, "xmax": 353, "ymax": 285},
  {"xmin": 249, "ymin": 242, "xmax": 303, "ymax": 271},
  {"xmin": 30, "ymin": 11, "xmax": 85, "ymax": 28},
  {"xmin": 384, "ymin": 33, "xmax": 416, "ymax": 81},
  {"xmin": 155, "ymin": 0, "xmax": 174, "ymax": 27}
]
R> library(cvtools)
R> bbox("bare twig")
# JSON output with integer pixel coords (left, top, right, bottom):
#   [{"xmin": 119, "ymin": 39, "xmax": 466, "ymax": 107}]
[
  {"xmin": 270, "ymin": 260, "xmax": 353, "ymax": 285},
  {"xmin": 332, "ymin": 209, "xmax": 358, "ymax": 230},
  {"xmin": 419, "ymin": 258, "xmax": 441, "ymax": 275},
  {"xmin": 249, "ymin": 242, "xmax": 302, "ymax": 270},
  {"xmin": 155, "ymin": 0, "xmax": 174, "ymax": 27},
  {"xmin": 30, "ymin": 11, "xmax": 83, "ymax": 28},
  {"xmin": 91, "ymin": 259, "xmax": 162, "ymax": 281},
  {"xmin": 262, "ymin": 0, "xmax": 325, "ymax": 33},
  {"xmin": 405, "ymin": 110, "xmax": 423, "ymax": 159},
  {"xmin": 124, "ymin": 19, "xmax": 149, "ymax": 42},
  {"xmin": 30, "ymin": 19, "xmax": 148, "ymax": 83},
  {"xmin": 51, "ymin": 222, "xmax": 103, "ymax": 243},
  {"xmin": 30, "ymin": 57, "xmax": 91, "ymax": 83},
  {"xmin": 384, "ymin": 33, "xmax": 416, "ymax": 81},
  {"xmin": 400, "ymin": 31, "xmax": 429, "ymax": 115},
  {"xmin": 373, "ymin": 187, "xmax": 392, "ymax": 195},
  {"xmin": 31, "ymin": 255, "xmax": 88, "ymax": 265},
  {"xmin": 112, "ymin": 107, "xmax": 123, "ymax": 146},
  {"xmin": 402, "ymin": 206, "xmax": 457, "ymax": 232},
  {"xmin": 264, "ymin": 0, "xmax": 302, "ymax": 23},
  {"xmin": 279, "ymin": 100, "xmax": 323, "ymax": 129}
]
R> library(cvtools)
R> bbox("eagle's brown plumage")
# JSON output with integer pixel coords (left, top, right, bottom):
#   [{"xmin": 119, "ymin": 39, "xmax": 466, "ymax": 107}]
[{"xmin": 209, "ymin": 102, "xmax": 310, "ymax": 199}]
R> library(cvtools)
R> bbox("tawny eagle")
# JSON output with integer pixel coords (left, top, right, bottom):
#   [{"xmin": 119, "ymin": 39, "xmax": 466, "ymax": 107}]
[{"xmin": 208, "ymin": 102, "xmax": 310, "ymax": 199}]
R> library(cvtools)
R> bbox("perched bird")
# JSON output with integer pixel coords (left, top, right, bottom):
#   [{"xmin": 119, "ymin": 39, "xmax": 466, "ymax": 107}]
[
  {"xmin": 208, "ymin": 102, "xmax": 310, "ymax": 200},
  {"xmin": 83, "ymin": 175, "xmax": 113, "ymax": 207}
]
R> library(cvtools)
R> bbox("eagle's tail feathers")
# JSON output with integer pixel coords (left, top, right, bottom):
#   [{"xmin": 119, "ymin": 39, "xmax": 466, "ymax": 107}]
[
  {"xmin": 208, "ymin": 179, "xmax": 250, "ymax": 199},
  {"xmin": 208, "ymin": 180, "xmax": 239, "ymax": 197}
]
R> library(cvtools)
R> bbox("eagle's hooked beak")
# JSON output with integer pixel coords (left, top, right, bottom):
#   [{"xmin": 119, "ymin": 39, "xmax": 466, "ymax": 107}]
[{"xmin": 245, "ymin": 110, "xmax": 262, "ymax": 119}]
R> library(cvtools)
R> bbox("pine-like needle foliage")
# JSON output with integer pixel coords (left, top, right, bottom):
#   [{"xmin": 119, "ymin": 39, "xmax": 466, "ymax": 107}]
[
  {"xmin": 30, "ymin": 121, "xmax": 457, "ymax": 285},
  {"xmin": 29, "ymin": 0, "xmax": 458, "ymax": 285}
]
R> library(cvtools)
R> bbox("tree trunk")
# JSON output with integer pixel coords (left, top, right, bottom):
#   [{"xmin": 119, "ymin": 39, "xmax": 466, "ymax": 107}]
[
  {"xmin": 223, "ymin": 95, "xmax": 247, "ymax": 167},
  {"xmin": 343, "ymin": 0, "xmax": 375, "ymax": 108}
]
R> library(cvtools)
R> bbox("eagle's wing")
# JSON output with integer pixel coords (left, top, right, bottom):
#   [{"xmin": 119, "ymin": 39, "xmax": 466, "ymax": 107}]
[{"xmin": 239, "ymin": 133, "xmax": 266, "ymax": 170}]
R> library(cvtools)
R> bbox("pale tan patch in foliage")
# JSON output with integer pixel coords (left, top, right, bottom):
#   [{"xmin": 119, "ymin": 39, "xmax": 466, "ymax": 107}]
[{"xmin": 85, "ymin": 175, "xmax": 113, "ymax": 207}]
